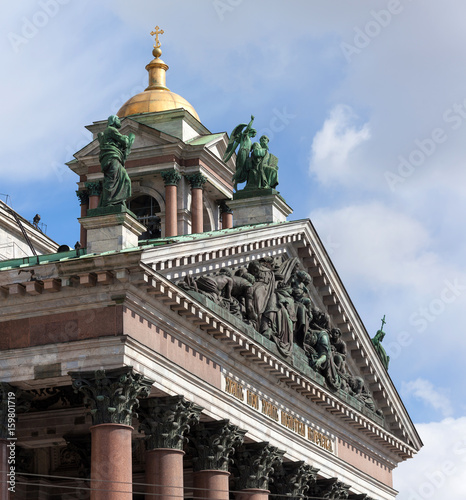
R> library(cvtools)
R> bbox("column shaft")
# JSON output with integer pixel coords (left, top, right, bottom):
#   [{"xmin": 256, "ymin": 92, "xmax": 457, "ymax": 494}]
[
  {"xmin": 221, "ymin": 211, "xmax": 233, "ymax": 229},
  {"xmin": 193, "ymin": 470, "xmax": 230, "ymax": 500},
  {"xmin": 90, "ymin": 424, "xmax": 133, "ymax": 500},
  {"xmin": 89, "ymin": 195, "xmax": 100, "ymax": 209},
  {"xmin": 235, "ymin": 488, "xmax": 269, "ymax": 500},
  {"xmin": 80, "ymin": 203, "xmax": 88, "ymax": 247},
  {"xmin": 165, "ymin": 184, "xmax": 178, "ymax": 237},
  {"xmin": 191, "ymin": 188, "xmax": 203, "ymax": 233},
  {"xmin": 0, "ymin": 439, "xmax": 9, "ymax": 500},
  {"xmin": 145, "ymin": 448, "xmax": 184, "ymax": 500}
]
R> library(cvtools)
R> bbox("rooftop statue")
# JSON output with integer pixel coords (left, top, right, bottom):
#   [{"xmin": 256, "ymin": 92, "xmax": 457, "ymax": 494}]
[
  {"xmin": 223, "ymin": 116, "xmax": 279, "ymax": 191},
  {"xmin": 371, "ymin": 316, "xmax": 390, "ymax": 370},
  {"xmin": 97, "ymin": 115, "xmax": 135, "ymax": 208}
]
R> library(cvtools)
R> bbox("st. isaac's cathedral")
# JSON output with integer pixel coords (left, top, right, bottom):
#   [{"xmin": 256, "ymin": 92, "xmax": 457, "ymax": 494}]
[{"xmin": 0, "ymin": 28, "xmax": 421, "ymax": 500}]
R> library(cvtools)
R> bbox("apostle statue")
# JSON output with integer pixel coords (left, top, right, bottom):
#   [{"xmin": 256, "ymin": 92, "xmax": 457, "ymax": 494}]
[{"xmin": 97, "ymin": 115, "xmax": 135, "ymax": 208}]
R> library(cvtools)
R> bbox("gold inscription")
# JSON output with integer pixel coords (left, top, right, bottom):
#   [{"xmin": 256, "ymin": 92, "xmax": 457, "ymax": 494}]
[
  {"xmin": 261, "ymin": 399, "xmax": 279, "ymax": 421},
  {"xmin": 247, "ymin": 390, "xmax": 259, "ymax": 410},
  {"xmin": 281, "ymin": 411, "xmax": 306, "ymax": 437},
  {"xmin": 307, "ymin": 427, "xmax": 333, "ymax": 452},
  {"xmin": 223, "ymin": 375, "xmax": 334, "ymax": 454},
  {"xmin": 225, "ymin": 377, "xmax": 244, "ymax": 401}
]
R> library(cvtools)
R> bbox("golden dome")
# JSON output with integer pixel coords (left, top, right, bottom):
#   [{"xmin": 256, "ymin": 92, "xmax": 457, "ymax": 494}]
[
  {"xmin": 117, "ymin": 29, "xmax": 199, "ymax": 120},
  {"xmin": 117, "ymin": 88, "xmax": 200, "ymax": 120}
]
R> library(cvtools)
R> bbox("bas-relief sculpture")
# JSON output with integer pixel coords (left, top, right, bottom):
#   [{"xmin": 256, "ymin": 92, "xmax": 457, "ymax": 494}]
[
  {"xmin": 97, "ymin": 115, "xmax": 135, "ymax": 208},
  {"xmin": 223, "ymin": 115, "xmax": 279, "ymax": 191},
  {"xmin": 178, "ymin": 256, "xmax": 381, "ymax": 417}
]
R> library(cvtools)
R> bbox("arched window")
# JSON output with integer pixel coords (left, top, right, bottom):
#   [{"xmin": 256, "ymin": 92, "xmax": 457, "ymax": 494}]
[{"xmin": 128, "ymin": 195, "xmax": 161, "ymax": 240}]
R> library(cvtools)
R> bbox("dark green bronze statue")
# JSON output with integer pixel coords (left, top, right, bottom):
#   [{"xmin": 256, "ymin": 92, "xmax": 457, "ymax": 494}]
[
  {"xmin": 223, "ymin": 116, "xmax": 279, "ymax": 191},
  {"xmin": 371, "ymin": 315, "xmax": 390, "ymax": 370},
  {"xmin": 98, "ymin": 115, "xmax": 135, "ymax": 208}
]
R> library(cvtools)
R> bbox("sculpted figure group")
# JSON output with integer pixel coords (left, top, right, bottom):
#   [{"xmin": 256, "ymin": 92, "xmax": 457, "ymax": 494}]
[
  {"xmin": 223, "ymin": 116, "xmax": 279, "ymax": 191},
  {"xmin": 179, "ymin": 256, "xmax": 380, "ymax": 416}
]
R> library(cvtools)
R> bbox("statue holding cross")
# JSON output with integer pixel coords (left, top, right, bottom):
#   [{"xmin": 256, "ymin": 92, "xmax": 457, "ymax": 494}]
[{"xmin": 371, "ymin": 315, "xmax": 390, "ymax": 370}]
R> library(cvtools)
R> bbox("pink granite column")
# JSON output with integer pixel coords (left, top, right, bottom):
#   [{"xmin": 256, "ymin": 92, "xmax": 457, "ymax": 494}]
[
  {"xmin": 161, "ymin": 170, "xmax": 181, "ymax": 237},
  {"xmin": 234, "ymin": 443, "xmax": 284, "ymax": 500},
  {"xmin": 191, "ymin": 188, "xmax": 203, "ymax": 233},
  {"xmin": 76, "ymin": 190, "xmax": 89, "ymax": 248},
  {"xmin": 145, "ymin": 448, "xmax": 184, "ymax": 500},
  {"xmin": 235, "ymin": 489, "xmax": 269, "ymax": 500},
  {"xmin": 187, "ymin": 173, "xmax": 207, "ymax": 234},
  {"xmin": 139, "ymin": 396, "xmax": 202, "ymax": 500},
  {"xmin": 86, "ymin": 181, "xmax": 102, "ymax": 210},
  {"xmin": 0, "ymin": 439, "xmax": 9, "ymax": 500},
  {"xmin": 219, "ymin": 201, "xmax": 233, "ymax": 229},
  {"xmin": 90, "ymin": 424, "xmax": 133, "ymax": 500},
  {"xmin": 190, "ymin": 421, "xmax": 246, "ymax": 500},
  {"xmin": 193, "ymin": 470, "xmax": 230, "ymax": 500},
  {"xmin": 70, "ymin": 368, "xmax": 153, "ymax": 500},
  {"xmin": 221, "ymin": 211, "xmax": 233, "ymax": 229}
]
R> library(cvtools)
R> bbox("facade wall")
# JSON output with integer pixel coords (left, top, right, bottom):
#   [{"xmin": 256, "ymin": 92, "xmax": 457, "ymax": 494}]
[
  {"xmin": 338, "ymin": 437, "xmax": 393, "ymax": 487},
  {"xmin": 123, "ymin": 306, "xmax": 222, "ymax": 389},
  {"xmin": 0, "ymin": 306, "xmax": 123, "ymax": 350}
]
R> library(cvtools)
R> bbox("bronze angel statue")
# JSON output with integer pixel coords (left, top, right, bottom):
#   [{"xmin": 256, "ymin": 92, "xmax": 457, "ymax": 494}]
[
  {"xmin": 223, "ymin": 115, "xmax": 279, "ymax": 191},
  {"xmin": 223, "ymin": 115, "xmax": 256, "ymax": 190}
]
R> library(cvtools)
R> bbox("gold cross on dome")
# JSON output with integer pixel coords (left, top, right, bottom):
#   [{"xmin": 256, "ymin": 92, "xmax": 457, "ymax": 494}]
[{"xmin": 150, "ymin": 26, "xmax": 164, "ymax": 48}]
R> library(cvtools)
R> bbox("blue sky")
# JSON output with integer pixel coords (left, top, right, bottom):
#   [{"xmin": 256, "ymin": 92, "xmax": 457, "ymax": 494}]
[{"xmin": 2, "ymin": 1, "xmax": 466, "ymax": 497}]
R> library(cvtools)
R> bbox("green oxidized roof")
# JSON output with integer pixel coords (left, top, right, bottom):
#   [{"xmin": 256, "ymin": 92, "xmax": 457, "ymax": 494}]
[
  {"xmin": 0, "ymin": 221, "xmax": 292, "ymax": 271},
  {"xmin": 138, "ymin": 220, "xmax": 290, "ymax": 245}
]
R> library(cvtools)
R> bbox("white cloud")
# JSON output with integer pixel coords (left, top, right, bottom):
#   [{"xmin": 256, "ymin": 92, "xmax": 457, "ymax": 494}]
[
  {"xmin": 310, "ymin": 202, "xmax": 439, "ymax": 293},
  {"xmin": 395, "ymin": 417, "xmax": 466, "ymax": 500},
  {"xmin": 310, "ymin": 105, "xmax": 371, "ymax": 185},
  {"xmin": 401, "ymin": 379, "xmax": 453, "ymax": 418}
]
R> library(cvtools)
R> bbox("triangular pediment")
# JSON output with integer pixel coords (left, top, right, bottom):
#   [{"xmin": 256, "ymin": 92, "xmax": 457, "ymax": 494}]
[
  {"xmin": 140, "ymin": 219, "xmax": 422, "ymax": 456},
  {"xmin": 75, "ymin": 117, "xmax": 180, "ymax": 162}
]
